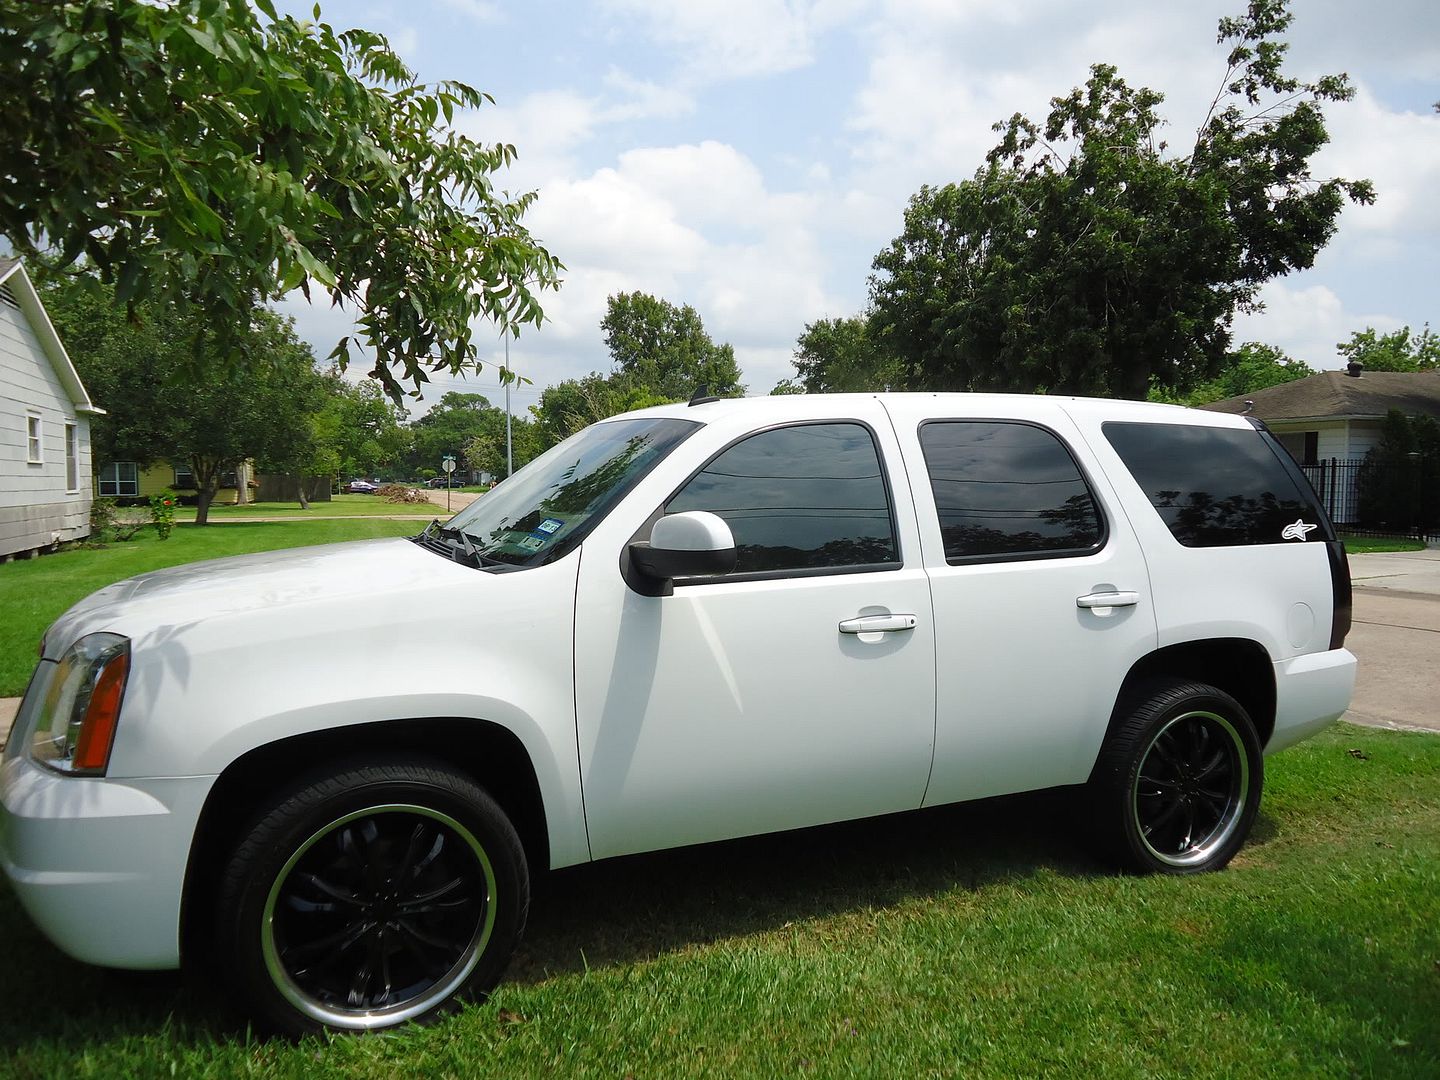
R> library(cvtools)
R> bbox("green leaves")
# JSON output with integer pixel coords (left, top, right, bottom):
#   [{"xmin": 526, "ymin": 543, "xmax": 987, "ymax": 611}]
[
  {"xmin": 870, "ymin": 0, "xmax": 1371, "ymax": 401},
  {"xmin": 0, "ymin": 0, "xmax": 562, "ymax": 402}
]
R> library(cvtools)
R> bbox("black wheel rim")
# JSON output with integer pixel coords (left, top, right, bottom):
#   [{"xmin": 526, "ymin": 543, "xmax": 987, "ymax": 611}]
[
  {"xmin": 261, "ymin": 804, "xmax": 497, "ymax": 1029},
  {"xmin": 1131, "ymin": 710, "xmax": 1249, "ymax": 868}
]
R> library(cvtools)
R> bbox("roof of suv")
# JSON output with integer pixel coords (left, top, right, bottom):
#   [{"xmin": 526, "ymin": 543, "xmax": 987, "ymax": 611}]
[{"xmin": 621, "ymin": 392, "xmax": 1252, "ymax": 430}]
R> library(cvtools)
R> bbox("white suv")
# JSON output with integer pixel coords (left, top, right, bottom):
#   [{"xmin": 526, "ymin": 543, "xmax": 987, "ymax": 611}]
[{"xmin": 1, "ymin": 393, "xmax": 1356, "ymax": 1034}]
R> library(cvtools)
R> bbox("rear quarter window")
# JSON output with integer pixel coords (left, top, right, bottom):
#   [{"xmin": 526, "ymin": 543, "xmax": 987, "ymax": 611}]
[{"xmin": 1103, "ymin": 421, "xmax": 1328, "ymax": 547}]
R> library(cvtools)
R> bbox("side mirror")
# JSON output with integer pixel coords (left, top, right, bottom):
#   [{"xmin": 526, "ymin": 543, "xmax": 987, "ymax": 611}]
[{"xmin": 628, "ymin": 511, "xmax": 737, "ymax": 590}]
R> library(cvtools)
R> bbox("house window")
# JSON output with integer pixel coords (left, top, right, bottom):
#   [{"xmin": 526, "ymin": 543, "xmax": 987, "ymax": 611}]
[
  {"xmin": 173, "ymin": 463, "xmax": 196, "ymax": 489},
  {"xmin": 97, "ymin": 462, "xmax": 139, "ymax": 497},
  {"xmin": 26, "ymin": 412, "xmax": 42, "ymax": 463},
  {"xmin": 65, "ymin": 423, "xmax": 79, "ymax": 492}
]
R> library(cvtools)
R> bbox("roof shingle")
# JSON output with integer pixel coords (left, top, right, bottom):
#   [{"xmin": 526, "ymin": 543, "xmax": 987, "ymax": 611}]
[{"xmin": 1202, "ymin": 370, "xmax": 1440, "ymax": 421}]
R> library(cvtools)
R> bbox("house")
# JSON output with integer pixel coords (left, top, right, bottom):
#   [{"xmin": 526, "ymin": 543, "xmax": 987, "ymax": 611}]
[
  {"xmin": 1202, "ymin": 364, "xmax": 1440, "ymax": 465},
  {"xmin": 93, "ymin": 460, "xmax": 247, "ymax": 504},
  {"xmin": 1204, "ymin": 364, "xmax": 1440, "ymax": 530},
  {"xmin": 0, "ymin": 258, "xmax": 104, "ymax": 560}
]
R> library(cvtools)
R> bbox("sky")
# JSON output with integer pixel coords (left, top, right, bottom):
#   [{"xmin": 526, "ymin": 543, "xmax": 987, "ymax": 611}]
[{"xmin": 274, "ymin": 0, "xmax": 1440, "ymax": 413}]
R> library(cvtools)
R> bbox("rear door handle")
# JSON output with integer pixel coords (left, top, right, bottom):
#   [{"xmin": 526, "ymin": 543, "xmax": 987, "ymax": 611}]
[
  {"xmin": 839, "ymin": 614, "xmax": 918, "ymax": 634},
  {"xmin": 1076, "ymin": 591, "xmax": 1139, "ymax": 609}
]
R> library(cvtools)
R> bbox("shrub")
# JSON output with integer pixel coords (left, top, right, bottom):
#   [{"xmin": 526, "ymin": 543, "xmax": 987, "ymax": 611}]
[
  {"xmin": 1355, "ymin": 411, "xmax": 1440, "ymax": 533},
  {"xmin": 149, "ymin": 493, "xmax": 177, "ymax": 540}
]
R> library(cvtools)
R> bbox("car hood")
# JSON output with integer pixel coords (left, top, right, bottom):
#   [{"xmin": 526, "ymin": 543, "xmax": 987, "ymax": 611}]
[{"xmin": 42, "ymin": 537, "xmax": 470, "ymax": 658}]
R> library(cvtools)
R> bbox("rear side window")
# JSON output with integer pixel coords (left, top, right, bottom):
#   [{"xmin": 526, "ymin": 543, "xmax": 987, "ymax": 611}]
[
  {"xmin": 666, "ymin": 422, "xmax": 898, "ymax": 575},
  {"xmin": 1104, "ymin": 422, "xmax": 1323, "ymax": 547},
  {"xmin": 918, "ymin": 421, "xmax": 1104, "ymax": 562}
]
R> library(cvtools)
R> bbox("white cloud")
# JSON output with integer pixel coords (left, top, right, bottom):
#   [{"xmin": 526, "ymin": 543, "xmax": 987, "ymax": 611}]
[
  {"xmin": 437, "ymin": 0, "xmax": 502, "ymax": 23},
  {"xmin": 1312, "ymin": 87, "xmax": 1440, "ymax": 239},
  {"xmin": 1233, "ymin": 282, "xmax": 1404, "ymax": 370},
  {"xmin": 603, "ymin": 0, "xmax": 870, "ymax": 81},
  {"xmin": 491, "ymin": 141, "xmax": 848, "ymax": 392}
]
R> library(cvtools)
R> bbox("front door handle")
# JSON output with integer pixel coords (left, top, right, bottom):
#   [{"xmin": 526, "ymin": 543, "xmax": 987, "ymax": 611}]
[
  {"xmin": 1076, "ymin": 590, "xmax": 1140, "ymax": 609},
  {"xmin": 839, "ymin": 614, "xmax": 918, "ymax": 634}
]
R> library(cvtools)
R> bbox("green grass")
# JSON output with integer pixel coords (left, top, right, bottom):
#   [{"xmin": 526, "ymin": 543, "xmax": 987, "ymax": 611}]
[
  {"xmin": 0, "ymin": 723, "xmax": 1436, "ymax": 1077},
  {"xmin": 172, "ymin": 494, "xmax": 441, "ymax": 519},
  {"xmin": 1342, "ymin": 536, "xmax": 1427, "ymax": 554},
  {"xmin": 0, "ymin": 519, "xmax": 424, "ymax": 695}
]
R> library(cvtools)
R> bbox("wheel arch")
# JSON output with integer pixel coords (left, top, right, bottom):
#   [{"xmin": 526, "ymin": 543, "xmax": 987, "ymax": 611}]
[
  {"xmin": 179, "ymin": 716, "xmax": 549, "ymax": 968},
  {"xmin": 1091, "ymin": 638, "xmax": 1277, "ymax": 781}
]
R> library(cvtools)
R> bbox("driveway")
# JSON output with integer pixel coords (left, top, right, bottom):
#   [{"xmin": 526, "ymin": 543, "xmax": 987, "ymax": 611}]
[
  {"xmin": 1345, "ymin": 549, "xmax": 1440, "ymax": 733},
  {"xmin": 426, "ymin": 488, "xmax": 480, "ymax": 514},
  {"xmin": 2, "ymin": 547, "xmax": 1434, "ymax": 749}
]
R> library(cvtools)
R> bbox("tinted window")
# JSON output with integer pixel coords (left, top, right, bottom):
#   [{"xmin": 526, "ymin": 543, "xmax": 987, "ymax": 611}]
[
  {"xmin": 1104, "ymin": 422, "xmax": 1320, "ymax": 547},
  {"xmin": 667, "ymin": 423, "xmax": 898, "ymax": 574},
  {"xmin": 919, "ymin": 421, "xmax": 1103, "ymax": 561}
]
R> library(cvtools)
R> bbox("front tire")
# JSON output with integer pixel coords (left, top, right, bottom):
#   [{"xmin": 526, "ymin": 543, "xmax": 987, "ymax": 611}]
[
  {"xmin": 216, "ymin": 759, "xmax": 528, "ymax": 1036},
  {"xmin": 1091, "ymin": 681, "xmax": 1263, "ymax": 874}
]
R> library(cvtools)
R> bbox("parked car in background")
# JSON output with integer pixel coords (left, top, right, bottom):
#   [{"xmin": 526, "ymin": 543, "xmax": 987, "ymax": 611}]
[
  {"xmin": 427, "ymin": 475, "xmax": 466, "ymax": 488},
  {"xmin": 346, "ymin": 479, "xmax": 379, "ymax": 494},
  {"xmin": 1, "ymin": 393, "xmax": 1355, "ymax": 1036}
]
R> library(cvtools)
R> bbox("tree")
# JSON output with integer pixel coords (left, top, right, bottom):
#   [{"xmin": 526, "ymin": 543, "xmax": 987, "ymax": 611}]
[
  {"xmin": 408, "ymin": 392, "xmax": 494, "ymax": 476},
  {"xmin": 530, "ymin": 373, "xmax": 671, "ymax": 449},
  {"xmin": 775, "ymin": 314, "xmax": 905, "ymax": 394},
  {"xmin": 869, "ymin": 0, "xmax": 1373, "ymax": 400},
  {"xmin": 42, "ymin": 272, "xmax": 327, "ymax": 524},
  {"xmin": 1337, "ymin": 326, "xmax": 1440, "ymax": 372},
  {"xmin": 0, "ymin": 0, "xmax": 561, "ymax": 399},
  {"xmin": 1151, "ymin": 342, "xmax": 1315, "ymax": 405},
  {"xmin": 601, "ymin": 292, "xmax": 744, "ymax": 401},
  {"xmin": 1355, "ymin": 410, "xmax": 1440, "ymax": 533},
  {"xmin": 463, "ymin": 411, "xmax": 542, "ymax": 480}
]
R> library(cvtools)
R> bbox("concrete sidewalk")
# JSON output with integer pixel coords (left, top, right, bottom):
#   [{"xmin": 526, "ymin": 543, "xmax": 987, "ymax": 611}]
[{"xmin": 2, "ymin": 547, "xmax": 1434, "ymax": 752}]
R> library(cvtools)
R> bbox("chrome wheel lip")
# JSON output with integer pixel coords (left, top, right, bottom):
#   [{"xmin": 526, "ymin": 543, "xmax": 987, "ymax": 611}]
[
  {"xmin": 261, "ymin": 803, "xmax": 498, "ymax": 1030},
  {"xmin": 1131, "ymin": 709, "xmax": 1249, "ymax": 869}
]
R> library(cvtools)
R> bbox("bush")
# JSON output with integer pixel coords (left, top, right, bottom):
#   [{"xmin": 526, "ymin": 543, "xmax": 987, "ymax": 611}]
[
  {"xmin": 149, "ymin": 493, "xmax": 177, "ymax": 539},
  {"xmin": 88, "ymin": 497, "xmax": 148, "ymax": 542},
  {"xmin": 1355, "ymin": 411, "xmax": 1440, "ymax": 533}
]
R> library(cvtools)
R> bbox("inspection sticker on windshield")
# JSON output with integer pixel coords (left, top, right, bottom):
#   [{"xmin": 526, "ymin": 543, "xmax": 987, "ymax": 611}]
[
  {"xmin": 536, "ymin": 518, "xmax": 564, "ymax": 535},
  {"xmin": 517, "ymin": 535, "xmax": 546, "ymax": 552}
]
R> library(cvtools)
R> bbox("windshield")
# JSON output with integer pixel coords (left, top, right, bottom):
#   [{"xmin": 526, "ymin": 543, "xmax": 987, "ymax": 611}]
[{"xmin": 443, "ymin": 416, "xmax": 700, "ymax": 566}]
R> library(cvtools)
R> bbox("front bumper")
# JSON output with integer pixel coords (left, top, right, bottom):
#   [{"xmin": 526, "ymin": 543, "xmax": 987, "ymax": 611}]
[
  {"xmin": 1267, "ymin": 647, "xmax": 1358, "ymax": 754},
  {"xmin": 0, "ymin": 754, "xmax": 213, "ymax": 970}
]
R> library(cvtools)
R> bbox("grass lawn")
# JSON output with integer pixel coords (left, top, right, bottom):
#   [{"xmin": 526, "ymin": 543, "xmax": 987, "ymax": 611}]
[
  {"xmin": 172, "ymin": 494, "xmax": 440, "ymax": 519},
  {"xmin": 0, "ymin": 519, "xmax": 423, "ymax": 696},
  {"xmin": 0, "ymin": 723, "xmax": 1433, "ymax": 1075},
  {"xmin": 1342, "ymin": 536, "xmax": 1427, "ymax": 554}
]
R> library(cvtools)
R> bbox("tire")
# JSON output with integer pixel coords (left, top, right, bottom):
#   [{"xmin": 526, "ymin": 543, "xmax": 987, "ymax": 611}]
[
  {"xmin": 1089, "ymin": 680, "xmax": 1263, "ymax": 874},
  {"xmin": 215, "ymin": 758, "xmax": 528, "ymax": 1036}
]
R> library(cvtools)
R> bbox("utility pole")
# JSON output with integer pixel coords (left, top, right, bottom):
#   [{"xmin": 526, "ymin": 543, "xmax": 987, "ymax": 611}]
[{"xmin": 504, "ymin": 333, "xmax": 513, "ymax": 477}]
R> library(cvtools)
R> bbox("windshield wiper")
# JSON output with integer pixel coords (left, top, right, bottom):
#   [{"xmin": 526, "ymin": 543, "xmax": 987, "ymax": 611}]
[{"xmin": 436, "ymin": 523, "xmax": 504, "ymax": 567}]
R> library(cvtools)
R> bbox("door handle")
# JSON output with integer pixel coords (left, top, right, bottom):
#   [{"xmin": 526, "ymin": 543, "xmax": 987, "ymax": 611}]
[
  {"xmin": 1076, "ymin": 591, "xmax": 1140, "ymax": 609},
  {"xmin": 839, "ymin": 614, "xmax": 918, "ymax": 634}
]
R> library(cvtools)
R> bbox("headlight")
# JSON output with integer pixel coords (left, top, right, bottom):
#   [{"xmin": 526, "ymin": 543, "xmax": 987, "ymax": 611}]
[{"xmin": 30, "ymin": 633, "xmax": 131, "ymax": 776}]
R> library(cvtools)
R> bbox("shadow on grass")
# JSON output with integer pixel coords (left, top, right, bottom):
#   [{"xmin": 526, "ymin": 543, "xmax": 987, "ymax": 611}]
[
  {"xmin": 0, "ymin": 883, "xmax": 235, "ymax": 1046},
  {"xmin": 512, "ymin": 787, "xmax": 1110, "ymax": 985},
  {"xmin": 0, "ymin": 787, "xmax": 1108, "ymax": 1046}
]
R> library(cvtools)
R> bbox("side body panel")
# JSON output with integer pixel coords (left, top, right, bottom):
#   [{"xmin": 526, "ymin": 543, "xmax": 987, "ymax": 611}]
[
  {"xmin": 573, "ymin": 398, "xmax": 938, "ymax": 859},
  {"xmin": 881, "ymin": 397, "xmax": 1160, "ymax": 805}
]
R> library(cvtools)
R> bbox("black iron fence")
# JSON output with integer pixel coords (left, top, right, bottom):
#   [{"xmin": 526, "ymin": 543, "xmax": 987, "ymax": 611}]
[{"xmin": 1301, "ymin": 456, "xmax": 1440, "ymax": 540}]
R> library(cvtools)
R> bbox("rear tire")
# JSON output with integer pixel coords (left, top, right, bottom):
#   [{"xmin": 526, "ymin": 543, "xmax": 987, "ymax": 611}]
[
  {"xmin": 215, "ymin": 758, "xmax": 528, "ymax": 1036},
  {"xmin": 1090, "ymin": 680, "xmax": 1263, "ymax": 874}
]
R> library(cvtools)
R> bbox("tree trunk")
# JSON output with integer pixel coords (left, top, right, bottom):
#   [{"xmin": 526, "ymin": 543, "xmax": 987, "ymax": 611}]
[
  {"xmin": 233, "ymin": 461, "xmax": 249, "ymax": 505},
  {"xmin": 1120, "ymin": 363, "xmax": 1152, "ymax": 402},
  {"xmin": 195, "ymin": 484, "xmax": 215, "ymax": 525},
  {"xmin": 297, "ymin": 475, "xmax": 311, "ymax": 511}
]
